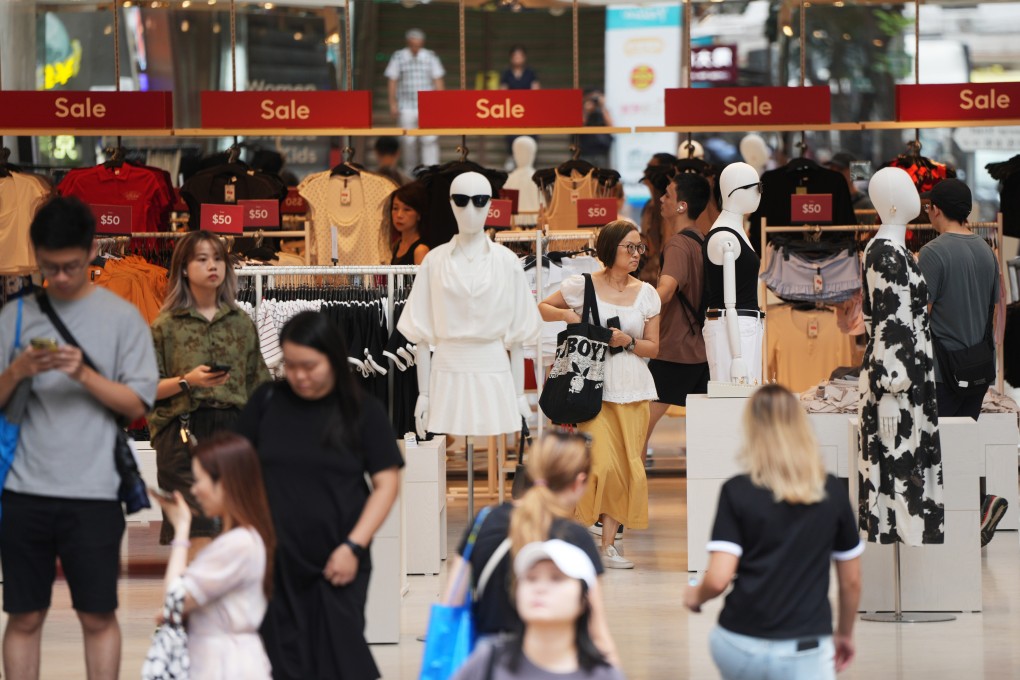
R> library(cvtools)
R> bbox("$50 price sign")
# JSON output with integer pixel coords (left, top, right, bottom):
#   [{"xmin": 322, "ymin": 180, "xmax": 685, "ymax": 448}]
[
  {"xmin": 200, "ymin": 204, "xmax": 244, "ymax": 234},
  {"xmin": 89, "ymin": 204, "xmax": 133, "ymax": 235},
  {"xmin": 485, "ymin": 199, "xmax": 513, "ymax": 228},
  {"xmin": 239, "ymin": 199, "xmax": 280, "ymax": 228},
  {"xmin": 790, "ymin": 194, "xmax": 833, "ymax": 224},
  {"xmin": 576, "ymin": 198, "xmax": 617, "ymax": 227}
]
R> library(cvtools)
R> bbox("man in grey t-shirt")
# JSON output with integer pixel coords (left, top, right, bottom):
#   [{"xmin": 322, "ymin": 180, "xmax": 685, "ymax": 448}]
[
  {"xmin": 0, "ymin": 197, "xmax": 157, "ymax": 679},
  {"xmin": 918, "ymin": 179, "xmax": 1003, "ymax": 545}
]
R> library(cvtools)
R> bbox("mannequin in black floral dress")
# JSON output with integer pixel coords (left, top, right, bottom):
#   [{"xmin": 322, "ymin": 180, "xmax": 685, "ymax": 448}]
[{"xmin": 858, "ymin": 167, "xmax": 944, "ymax": 546}]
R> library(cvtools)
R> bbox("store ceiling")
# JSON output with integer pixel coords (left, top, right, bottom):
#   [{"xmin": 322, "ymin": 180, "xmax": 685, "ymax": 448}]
[{"xmin": 34, "ymin": 0, "xmax": 1020, "ymax": 9}]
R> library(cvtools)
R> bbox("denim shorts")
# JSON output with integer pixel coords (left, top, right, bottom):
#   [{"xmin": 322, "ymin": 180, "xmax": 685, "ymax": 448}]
[{"xmin": 710, "ymin": 626, "xmax": 835, "ymax": 680}]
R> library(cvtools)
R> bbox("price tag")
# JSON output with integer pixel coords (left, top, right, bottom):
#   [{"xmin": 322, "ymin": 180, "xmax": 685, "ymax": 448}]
[
  {"xmin": 200, "ymin": 204, "xmax": 244, "ymax": 234},
  {"xmin": 807, "ymin": 319, "xmax": 819, "ymax": 339},
  {"xmin": 499, "ymin": 188, "xmax": 520, "ymax": 214},
  {"xmin": 223, "ymin": 184, "xmax": 236, "ymax": 203},
  {"xmin": 790, "ymin": 194, "xmax": 833, "ymax": 223},
  {"xmin": 239, "ymin": 199, "xmax": 280, "ymax": 228},
  {"xmin": 281, "ymin": 188, "xmax": 308, "ymax": 215},
  {"xmin": 485, "ymin": 199, "xmax": 513, "ymax": 228},
  {"xmin": 89, "ymin": 204, "xmax": 132, "ymax": 235},
  {"xmin": 576, "ymin": 198, "xmax": 618, "ymax": 227}
]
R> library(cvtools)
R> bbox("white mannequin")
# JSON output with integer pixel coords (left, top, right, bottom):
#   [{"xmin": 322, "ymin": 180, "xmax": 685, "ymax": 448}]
[
  {"xmin": 504, "ymin": 136, "xmax": 542, "ymax": 214},
  {"xmin": 738, "ymin": 134, "xmax": 771, "ymax": 175},
  {"xmin": 705, "ymin": 162, "xmax": 761, "ymax": 383},
  {"xmin": 866, "ymin": 166, "xmax": 921, "ymax": 437},
  {"xmin": 677, "ymin": 139, "xmax": 705, "ymax": 160},
  {"xmin": 413, "ymin": 171, "xmax": 532, "ymax": 437}
]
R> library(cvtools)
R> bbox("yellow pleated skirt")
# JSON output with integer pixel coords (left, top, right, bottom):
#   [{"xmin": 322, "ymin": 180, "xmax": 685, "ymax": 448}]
[{"xmin": 575, "ymin": 400, "xmax": 650, "ymax": 530}]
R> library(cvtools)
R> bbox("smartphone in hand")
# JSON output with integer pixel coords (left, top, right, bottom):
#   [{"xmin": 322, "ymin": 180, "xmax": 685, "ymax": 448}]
[{"xmin": 207, "ymin": 363, "xmax": 231, "ymax": 373}]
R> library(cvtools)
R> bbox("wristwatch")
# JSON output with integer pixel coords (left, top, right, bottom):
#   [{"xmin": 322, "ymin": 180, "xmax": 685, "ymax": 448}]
[
  {"xmin": 625, "ymin": 336, "xmax": 637, "ymax": 352},
  {"xmin": 178, "ymin": 376, "xmax": 191, "ymax": 394},
  {"xmin": 344, "ymin": 538, "xmax": 368, "ymax": 560}
]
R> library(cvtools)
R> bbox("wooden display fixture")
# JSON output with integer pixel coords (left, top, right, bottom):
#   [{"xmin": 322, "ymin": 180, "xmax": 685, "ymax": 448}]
[{"xmin": 406, "ymin": 126, "xmax": 630, "ymax": 137}]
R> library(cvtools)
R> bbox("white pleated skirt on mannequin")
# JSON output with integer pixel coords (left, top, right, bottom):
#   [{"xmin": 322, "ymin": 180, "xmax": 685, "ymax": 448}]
[{"xmin": 428, "ymin": 339, "xmax": 520, "ymax": 436}]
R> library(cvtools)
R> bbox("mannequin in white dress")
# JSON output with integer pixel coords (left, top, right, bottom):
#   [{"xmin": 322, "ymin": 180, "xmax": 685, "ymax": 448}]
[
  {"xmin": 703, "ymin": 162, "xmax": 763, "ymax": 384},
  {"xmin": 399, "ymin": 171, "xmax": 540, "ymax": 438},
  {"xmin": 504, "ymin": 136, "xmax": 542, "ymax": 215}
]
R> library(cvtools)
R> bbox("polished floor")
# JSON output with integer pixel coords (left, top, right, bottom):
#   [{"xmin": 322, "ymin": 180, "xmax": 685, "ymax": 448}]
[{"xmin": 4, "ymin": 421, "xmax": 1019, "ymax": 679}]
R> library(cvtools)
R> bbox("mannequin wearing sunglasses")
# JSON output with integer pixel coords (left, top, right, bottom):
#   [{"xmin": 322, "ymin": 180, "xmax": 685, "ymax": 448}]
[
  {"xmin": 703, "ymin": 162, "xmax": 764, "ymax": 384},
  {"xmin": 857, "ymin": 167, "xmax": 944, "ymax": 547},
  {"xmin": 398, "ymin": 171, "xmax": 541, "ymax": 438}
]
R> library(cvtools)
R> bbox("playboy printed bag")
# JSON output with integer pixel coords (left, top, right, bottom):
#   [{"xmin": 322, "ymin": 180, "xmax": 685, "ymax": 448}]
[{"xmin": 539, "ymin": 274, "xmax": 613, "ymax": 425}]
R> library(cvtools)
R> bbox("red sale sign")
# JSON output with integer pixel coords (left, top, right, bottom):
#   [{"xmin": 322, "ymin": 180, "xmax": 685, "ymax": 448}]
[
  {"xmin": 281, "ymin": 188, "xmax": 308, "ymax": 215},
  {"xmin": 418, "ymin": 89, "xmax": 584, "ymax": 129},
  {"xmin": 577, "ymin": 198, "xmax": 618, "ymax": 227},
  {"xmin": 239, "ymin": 199, "xmax": 280, "ymax": 228},
  {"xmin": 896, "ymin": 83, "xmax": 1020, "ymax": 122},
  {"xmin": 201, "ymin": 91, "xmax": 372, "ymax": 129},
  {"xmin": 485, "ymin": 200, "xmax": 513, "ymax": 228},
  {"xmin": 0, "ymin": 91, "xmax": 173, "ymax": 129},
  {"xmin": 665, "ymin": 86, "xmax": 830, "ymax": 127},
  {"xmin": 499, "ymin": 189, "xmax": 520, "ymax": 214},
  {"xmin": 200, "ymin": 204, "xmax": 244, "ymax": 234},
  {"xmin": 89, "ymin": 204, "xmax": 133, "ymax": 235},
  {"xmin": 790, "ymin": 194, "xmax": 833, "ymax": 223}
]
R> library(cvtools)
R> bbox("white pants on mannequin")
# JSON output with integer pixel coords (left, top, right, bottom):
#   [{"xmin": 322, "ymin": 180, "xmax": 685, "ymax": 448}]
[
  {"xmin": 398, "ymin": 109, "xmax": 440, "ymax": 172},
  {"xmin": 703, "ymin": 316, "xmax": 763, "ymax": 383}
]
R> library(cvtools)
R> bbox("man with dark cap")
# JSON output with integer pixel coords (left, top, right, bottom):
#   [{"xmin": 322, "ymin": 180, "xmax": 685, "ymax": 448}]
[
  {"xmin": 918, "ymin": 178, "xmax": 1006, "ymax": 546},
  {"xmin": 825, "ymin": 152, "xmax": 873, "ymax": 210}
]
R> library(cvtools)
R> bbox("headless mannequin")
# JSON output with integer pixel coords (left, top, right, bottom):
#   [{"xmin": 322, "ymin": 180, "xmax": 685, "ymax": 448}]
[
  {"xmin": 738, "ymin": 134, "xmax": 771, "ymax": 175},
  {"xmin": 866, "ymin": 166, "xmax": 920, "ymax": 437},
  {"xmin": 413, "ymin": 172, "xmax": 532, "ymax": 437},
  {"xmin": 505, "ymin": 136, "xmax": 542, "ymax": 214},
  {"xmin": 705, "ymin": 162, "xmax": 761, "ymax": 383}
]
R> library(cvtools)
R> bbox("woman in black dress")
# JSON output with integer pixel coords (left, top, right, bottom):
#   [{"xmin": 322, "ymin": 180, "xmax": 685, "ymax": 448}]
[
  {"xmin": 236, "ymin": 311, "xmax": 403, "ymax": 680},
  {"xmin": 386, "ymin": 181, "xmax": 430, "ymax": 265}
]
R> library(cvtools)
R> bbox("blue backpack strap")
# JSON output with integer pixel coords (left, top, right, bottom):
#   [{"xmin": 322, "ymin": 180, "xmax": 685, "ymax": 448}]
[{"xmin": 11, "ymin": 298, "xmax": 23, "ymax": 359}]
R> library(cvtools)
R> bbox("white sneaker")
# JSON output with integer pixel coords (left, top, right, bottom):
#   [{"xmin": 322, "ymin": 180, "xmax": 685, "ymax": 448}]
[
  {"xmin": 601, "ymin": 545, "xmax": 634, "ymax": 569},
  {"xmin": 589, "ymin": 522, "xmax": 624, "ymax": 539}
]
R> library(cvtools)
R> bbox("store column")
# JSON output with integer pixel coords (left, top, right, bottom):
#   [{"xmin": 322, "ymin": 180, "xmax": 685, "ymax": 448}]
[{"xmin": 0, "ymin": 0, "xmax": 36, "ymax": 160}]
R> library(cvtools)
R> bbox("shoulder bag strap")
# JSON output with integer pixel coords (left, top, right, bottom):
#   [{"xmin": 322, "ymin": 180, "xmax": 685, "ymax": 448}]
[
  {"xmin": 35, "ymin": 292, "xmax": 98, "ymax": 372},
  {"xmin": 474, "ymin": 538, "xmax": 511, "ymax": 601},
  {"xmin": 11, "ymin": 298, "xmax": 23, "ymax": 360},
  {"xmin": 582, "ymin": 273, "xmax": 602, "ymax": 326}
]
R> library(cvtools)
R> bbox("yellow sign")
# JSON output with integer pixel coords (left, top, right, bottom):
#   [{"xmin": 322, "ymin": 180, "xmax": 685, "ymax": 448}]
[{"xmin": 43, "ymin": 39, "xmax": 83, "ymax": 90}]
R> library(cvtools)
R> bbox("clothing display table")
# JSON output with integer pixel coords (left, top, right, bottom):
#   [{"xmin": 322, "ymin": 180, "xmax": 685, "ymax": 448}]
[
  {"xmin": 402, "ymin": 436, "xmax": 448, "ymax": 575},
  {"xmin": 849, "ymin": 417, "xmax": 983, "ymax": 613},
  {"xmin": 365, "ymin": 475, "xmax": 404, "ymax": 644}
]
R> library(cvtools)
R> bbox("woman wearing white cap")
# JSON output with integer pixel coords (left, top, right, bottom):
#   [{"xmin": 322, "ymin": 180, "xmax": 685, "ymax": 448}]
[{"xmin": 452, "ymin": 539, "xmax": 625, "ymax": 680}]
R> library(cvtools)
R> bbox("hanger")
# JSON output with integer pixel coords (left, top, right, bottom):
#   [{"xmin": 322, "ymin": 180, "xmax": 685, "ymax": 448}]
[
  {"xmin": 330, "ymin": 146, "xmax": 360, "ymax": 177},
  {"xmin": 103, "ymin": 145, "xmax": 126, "ymax": 169},
  {"xmin": 0, "ymin": 147, "xmax": 13, "ymax": 178},
  {"xmin": 557, "ymin": 144, "xmax": 595, "ymax": 176}
]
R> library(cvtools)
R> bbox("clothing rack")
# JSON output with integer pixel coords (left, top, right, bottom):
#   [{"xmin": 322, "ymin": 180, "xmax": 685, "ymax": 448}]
[
  {"xmin": 494, "ymin": 228, "xmax": 599, "ymax": 442},
  {"xmin": 759, "ymin": 215, "xmax": 1006, "ymax": 392}
]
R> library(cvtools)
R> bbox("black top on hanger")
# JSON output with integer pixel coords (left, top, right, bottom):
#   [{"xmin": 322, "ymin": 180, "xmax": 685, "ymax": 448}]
[{"xmin": 330, "ymin": 146, "xmax": 361, "ymax": 177}]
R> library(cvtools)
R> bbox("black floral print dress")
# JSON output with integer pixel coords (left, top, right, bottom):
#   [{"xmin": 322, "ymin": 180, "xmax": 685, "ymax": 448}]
[{"xmin": 859, "ymin": 238, "xmax": 944, "ymax": 545}]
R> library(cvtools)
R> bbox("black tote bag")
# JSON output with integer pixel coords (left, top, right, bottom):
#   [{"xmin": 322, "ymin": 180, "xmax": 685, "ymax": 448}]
[{"xmin": 539, "ymin": 274, "xmax": 613, "ymax": 425}]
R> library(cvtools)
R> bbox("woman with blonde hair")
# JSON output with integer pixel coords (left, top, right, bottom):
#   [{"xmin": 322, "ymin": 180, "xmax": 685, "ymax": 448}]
[
  {"xmin": 685, "ymin": 384, "xmax": 863, "ymax": 680},
  {"xmin": 149, "ymin": 231, "xmax": 270, "ymax": 550},
  {"xmin": 449, "ymin": 430, "xmax": 619, "ymax": 665}
]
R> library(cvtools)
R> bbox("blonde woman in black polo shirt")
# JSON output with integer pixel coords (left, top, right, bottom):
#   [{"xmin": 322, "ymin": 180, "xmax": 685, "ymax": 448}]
[{"xmin": 685, "ymin": 385, "xmax": 863, "ymax": 680}]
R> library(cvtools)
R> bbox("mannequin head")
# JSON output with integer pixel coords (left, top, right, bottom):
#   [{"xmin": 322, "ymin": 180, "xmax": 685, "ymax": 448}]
[
  {"xmin": 512, "ymin": 136, "xmax": 538, "ymax": 170},
  {"xmin": 869, "ymin": 167, "xmax": 920, "ymax": 226},
  {"xmin": 718, "ymin": 162, "xmax": 762, "ymax": 215},
  {"xmin": 449, "ymin": 171, "xmax": 493, "ymax": 237},
  {"xmin": 678, "ymin": 139, "xmax": 704, "ymax": 160},
  {"xmin": 739, "ymin": 134, "xmax": 770, "ymax": 174}
]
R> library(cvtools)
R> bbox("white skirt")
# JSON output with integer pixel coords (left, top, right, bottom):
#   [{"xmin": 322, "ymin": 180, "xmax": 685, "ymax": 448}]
[
  {"xmin": 428, "ymin": 340, "xmax": 521, "ymax": 436},
  {"xmin": 703, "ymin": 315, "xmax": 764, "ymax": 383}
]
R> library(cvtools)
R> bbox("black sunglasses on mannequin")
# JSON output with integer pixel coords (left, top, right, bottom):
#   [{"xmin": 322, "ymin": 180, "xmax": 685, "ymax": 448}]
[
  {"xmin": 451, "ymin": 194, "xmax": 491, "ymax": 208},
  {"xmin": 726, "ymin": 181, "xmax": 764, "ymax": 198}
]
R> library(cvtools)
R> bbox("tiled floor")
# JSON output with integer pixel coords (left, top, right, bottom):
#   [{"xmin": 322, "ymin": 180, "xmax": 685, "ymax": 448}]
[{"xmin": 5, "ymin": 416, "xmax": 1019, "ymax": 679}]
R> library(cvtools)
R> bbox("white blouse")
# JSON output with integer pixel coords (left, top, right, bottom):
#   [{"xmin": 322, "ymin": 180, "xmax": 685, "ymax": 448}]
[{"xmin": 559, "ymin": 274, "xmax": 661, "ymax": 403}]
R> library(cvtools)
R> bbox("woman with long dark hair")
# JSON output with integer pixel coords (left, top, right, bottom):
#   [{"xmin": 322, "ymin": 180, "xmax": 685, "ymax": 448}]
[
  {"xmin": 150, "ymin": 432, "xmax": 276, "ymax": 679},
  {"xmin": 149, "ymin": 230, "xmax": 270, "ymax": 551},
  {"xmin": 452, "ymin": 539, "xmax": 624, "ymax": 680},
  {"xmin": 236, "ymin": 311, "xmax": 403, "ymax": 680},
  {"xmin": 385, "ymin": 181, "xmax": 430, "ymax": 265},
  {"xmin": 685, "ymin": 385, "xmax": 862, "ymax": 680}
]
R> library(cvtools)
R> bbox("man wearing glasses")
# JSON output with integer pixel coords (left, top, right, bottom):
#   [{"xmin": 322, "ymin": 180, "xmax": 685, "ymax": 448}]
[{"xmin": 0, "ymin": 197, "xmax": 157, "ymax": 679}]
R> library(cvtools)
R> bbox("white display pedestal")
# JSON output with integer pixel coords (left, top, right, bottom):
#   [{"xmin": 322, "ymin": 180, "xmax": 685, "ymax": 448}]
[
  {"xmin": 850, "ymin": 417, "xmax": 983, "ymax": 613},
  {"xmin": 402, "ymin": 436, "xmax": 448, "ymax": 575},
  {"xmin": 685, "ymin": 395, "xmax": 840, "ymax": 572},
  {"xmin": 365, "ymin": 480, "xmax": 404, "ymax": 644},
  {"xmin": 976, "ymin": 412, "xmax": 1020, "ymax": 531}
]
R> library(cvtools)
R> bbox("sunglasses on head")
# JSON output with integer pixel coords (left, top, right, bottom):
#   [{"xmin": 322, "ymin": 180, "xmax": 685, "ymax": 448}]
[
  {"xmin": 727, "ymin": 181, "xmax": 763, "ymax": 198},
  {"xmin": 451, "ymin": 194, "xmax": 491, "ymax": 208}
]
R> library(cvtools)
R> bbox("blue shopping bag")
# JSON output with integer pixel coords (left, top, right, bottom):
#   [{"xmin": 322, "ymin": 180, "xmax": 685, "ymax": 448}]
[
  {"xmin": 419, "ymin": 506, "xmax": 492, "ymax": 680},
  {"xmin": 0, "ymin": 298, "xmax": 25, "ymax": 521}
]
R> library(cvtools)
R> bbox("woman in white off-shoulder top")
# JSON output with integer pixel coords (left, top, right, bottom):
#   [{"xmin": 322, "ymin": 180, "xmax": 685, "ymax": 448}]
[
  {"xmin": 539, "ymin": 220, "xmax": 661, "ymax": 569},
  {"xmin": 150, "ymin": 432, "xmax": 276, "ymax": 680}
]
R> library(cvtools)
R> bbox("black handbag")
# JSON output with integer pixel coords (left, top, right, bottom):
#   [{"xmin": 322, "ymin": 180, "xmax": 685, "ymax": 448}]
[
  {"xmin": 539, "ymin": 274, "xmax": 613, "ymax": 425},
  {"xmin": 36, "ymin": 293, "xmax": 151, "ymax": 515},
  {"xmin": 932, "ymin": 307, "xmax": 996, "ymax": 397},
  {"xmin": 510, "ymin": 418, "xmax": 531, "ymax": 500}
]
